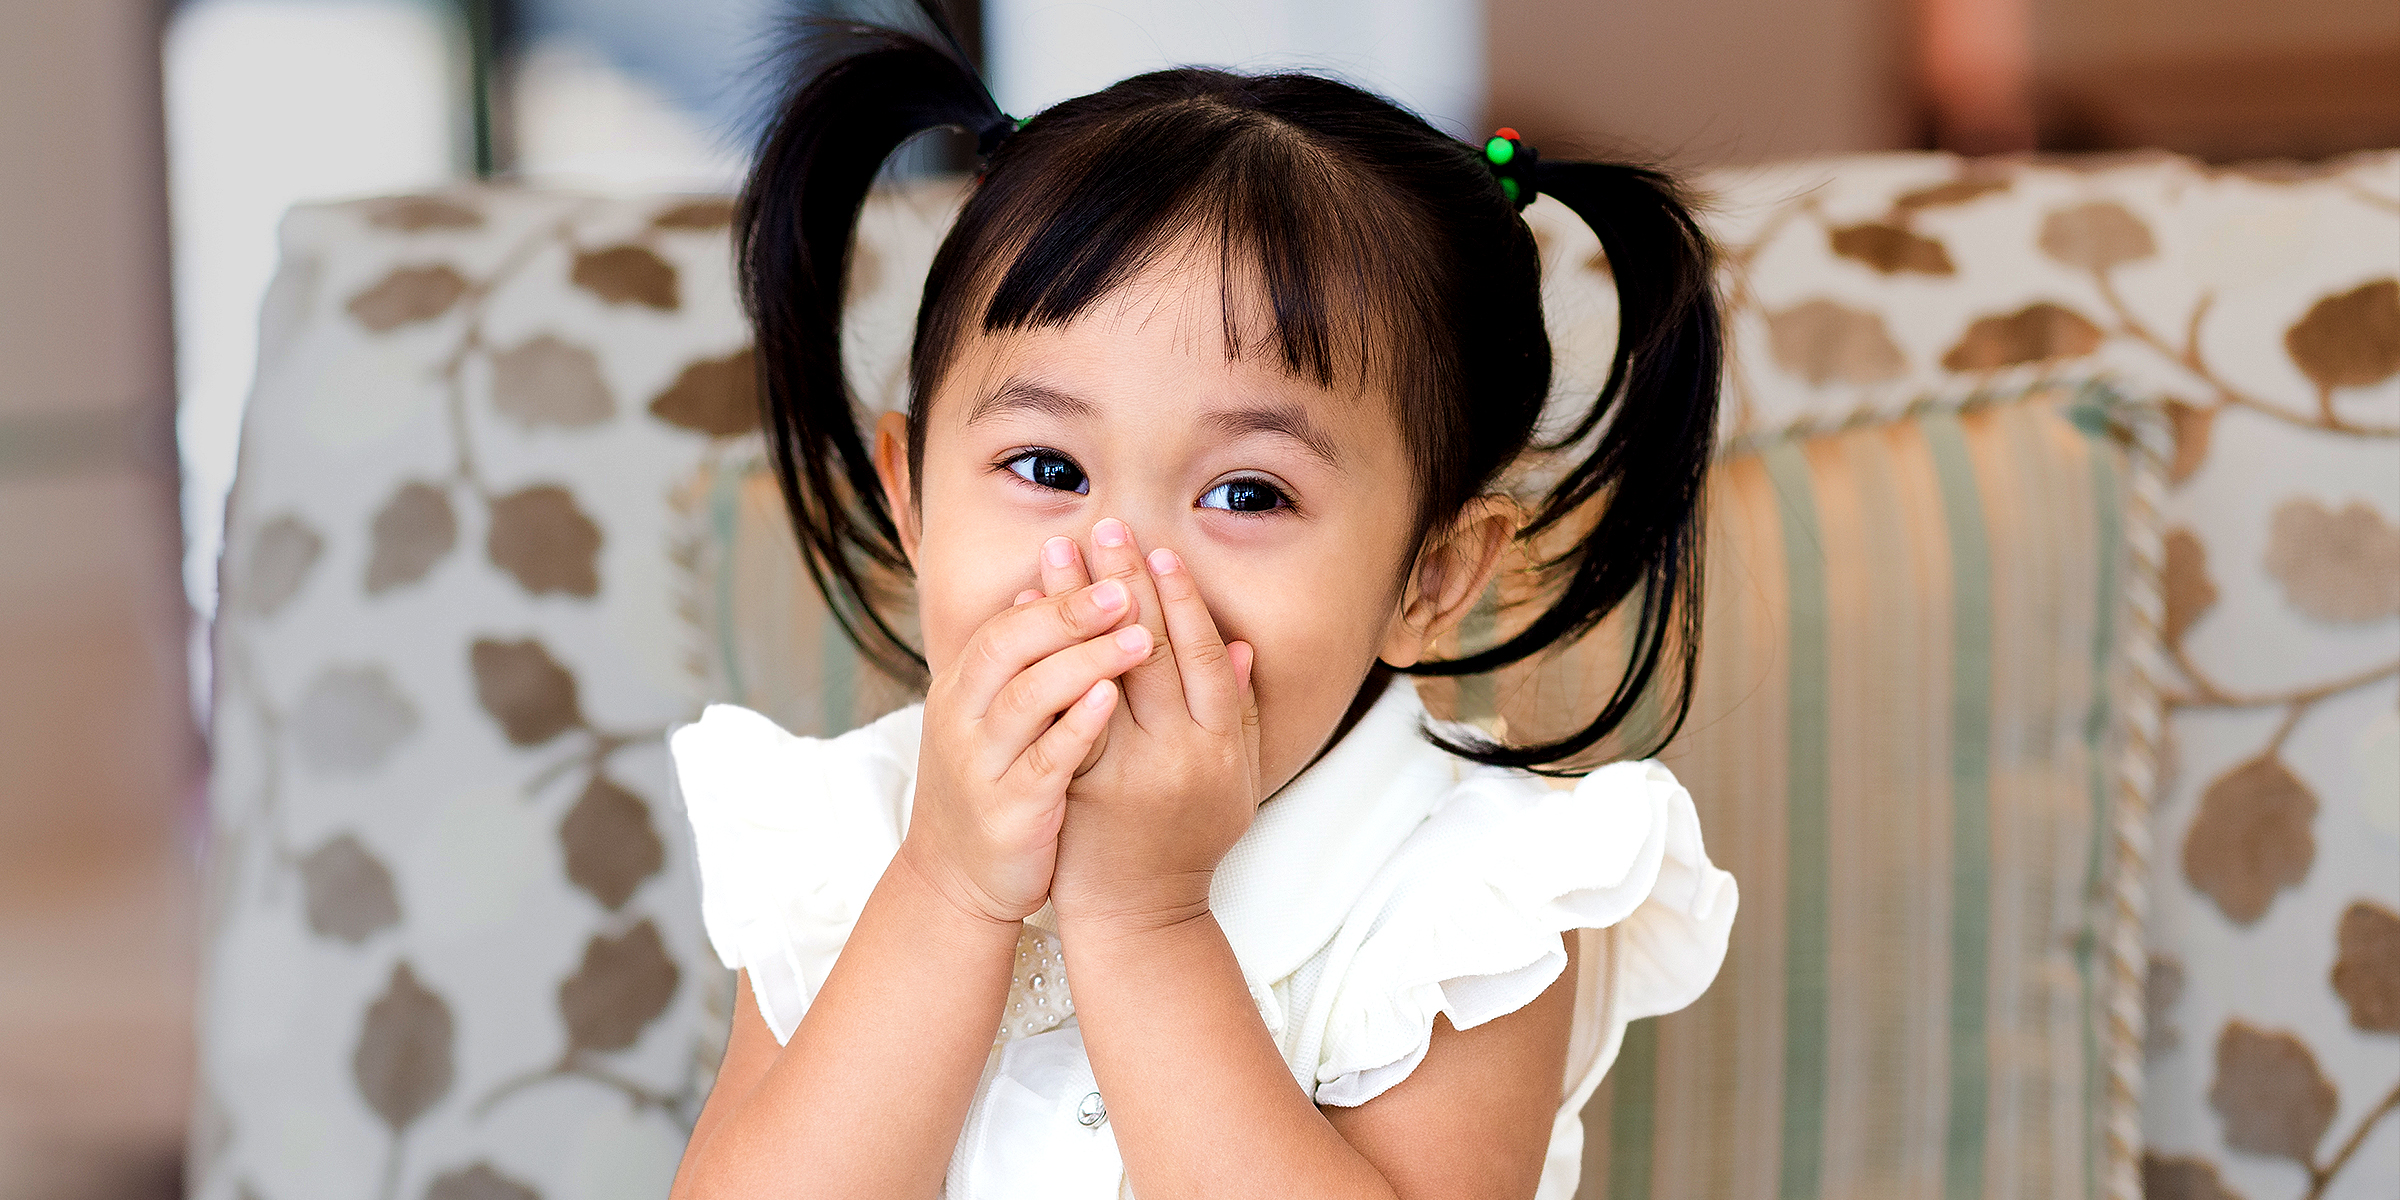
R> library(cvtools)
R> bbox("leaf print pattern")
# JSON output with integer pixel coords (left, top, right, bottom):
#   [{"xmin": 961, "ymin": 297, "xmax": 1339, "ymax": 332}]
[
  {"xmin": 559, "ymin": 775, "xmax": 664, "ymax": 911},
  {"xmin": 298, "ymin": 834, "xmax": 402, "ymax": 943},
  {"xmin": 1939, "ymin": 301, "xmax": 2106, "ymax": 371},
  {"xmin": 354, "ymin": 962, "xmax": 454, "ymax": 1132},
  {"xmin": 485, "ymin": 486, "xmax": 603, "ymax": 598},
  {"xmin": 647, "ymin": 347, "xmax": 760, "ymax": 437},
  {"xmin": 2263, "ymin": 497, "xmax": 2400, "ymax": 623},
  {"xmin": 367, "ymin": 482, "xmax": 458, "ymax": 594},
  {"xmin": 349, "ymin": 265, "xmax": 470, "ymax": 331},
  {"xmin": 491, "ymin": 335, "xmax": 614, "ymax": 430},
  {"xmin": 570, "ymin": 245, "xmax": 678, "ymax": 310},
  {"xmin": 1827, "ymin": 222, "xmax": 1954, "ymax": 275},
  {"xmin": 558, "ymin": 919, "xmax": 680, "ymax": 1055},
  {"xmin": 292, "ymin": 664, "xmax": 420, "ymax": 774},
  {"xmin": 468, "ymin": 638, "xmax": 584, "ymax": 747},
  {"xmin": 2183, "ymin": 755, "xmax": 2317, "ymax": 926},
  {"xmin": 244, "ymin": 514, "xmax": 325, "ymax": 617}
]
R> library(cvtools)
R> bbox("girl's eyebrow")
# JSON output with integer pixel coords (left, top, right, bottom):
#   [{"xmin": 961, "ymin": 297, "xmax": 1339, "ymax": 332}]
[
  {"xmin": 1200, "ymin": 404, "xmax": 1344, "ymax": 471},
  {"xmin": 966, "ymin": 377, "xmax": 1094, "ymax": 425},
  {"xmin": 967, "ymin": 376, "xmax": 1342, "ymax": 471}
]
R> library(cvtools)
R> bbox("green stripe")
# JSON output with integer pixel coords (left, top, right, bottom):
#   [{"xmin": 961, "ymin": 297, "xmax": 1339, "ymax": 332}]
[
  {"xmin": 1763, "ymin": 443, "xmax": 1829, "ymax": 1200},
  {"xmin": 1455, "ymin": 582, "xmax": 1502, "ymax": 728},
  {"xmin": 1924, "ymin": 413, "xmax": 1993, "ymax": 1200},
  {"xmin": 709, "ymin": 466, "xmax": 748, "ymax": 705},
  {"xmin": 821, "ymin": 579, "xmax": 858, "ymax": 734},
  {"xmin": 1606, "ymin": 1019, "xmax": 1660, "ymax": 1198},
  {"xmin": 2071, "ymin": 386, "xmax": 2126, "ymax": 1200}
]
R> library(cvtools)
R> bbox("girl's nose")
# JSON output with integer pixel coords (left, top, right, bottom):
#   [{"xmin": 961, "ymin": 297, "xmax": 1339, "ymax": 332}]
[{"xmin": 1069, "ymin": 492, "xmax": 1180, "ymax": 557}]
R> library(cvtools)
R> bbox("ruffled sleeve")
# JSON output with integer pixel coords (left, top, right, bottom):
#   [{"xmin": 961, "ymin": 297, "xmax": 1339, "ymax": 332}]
[
  {"xmin": 1310, "ymin": 760, "xmax": 1736, "ymax": 1107},
  {"xmin": 669, "ymin": 703, "xmax": 922, "ymax": 1044}
]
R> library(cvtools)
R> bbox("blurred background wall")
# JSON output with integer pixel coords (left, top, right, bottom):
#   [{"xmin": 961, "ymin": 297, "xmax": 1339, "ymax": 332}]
[
  {"xmin": 0, "ymin": 0, "xmax": 2392, "ymax": 1196},
  {"xmin": 0, "ymin": 1, "xmax": 196, "ymax": 1196}
]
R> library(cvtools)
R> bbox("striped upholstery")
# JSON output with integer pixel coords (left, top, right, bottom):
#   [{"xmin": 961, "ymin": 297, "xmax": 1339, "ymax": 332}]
[
  {"xmin": 1502, "ymin": 383, "xmax": 2151, "ymax": 1200},
  {"xmin": 683, "ymin": 382, "xmax": 2155, "ymax": 1199}
]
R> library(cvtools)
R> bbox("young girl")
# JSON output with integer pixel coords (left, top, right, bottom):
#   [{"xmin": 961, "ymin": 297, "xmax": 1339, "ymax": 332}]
[{"xmin": 668, "ymin": 6, "xmax": 1736, "ymax": 1197}]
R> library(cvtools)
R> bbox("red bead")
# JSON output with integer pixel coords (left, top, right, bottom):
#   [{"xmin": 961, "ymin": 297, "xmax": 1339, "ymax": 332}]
[{"xmin": 1493, "ymin": 126, "xmax": 1520, "ymax": 142}]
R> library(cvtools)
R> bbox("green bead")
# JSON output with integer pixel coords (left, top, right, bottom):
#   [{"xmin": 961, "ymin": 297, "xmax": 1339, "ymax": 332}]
[
  {"xmin": 1500, "ymin": 177, "xmax": 1520, "ymax": 204},
  {"xmin": 1485, "ymin": 136, "xmax": 1514, "ymax": 165}
]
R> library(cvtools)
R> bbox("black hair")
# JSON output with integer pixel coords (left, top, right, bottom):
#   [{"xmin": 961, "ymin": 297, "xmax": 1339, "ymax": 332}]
[{"xmin": 734, "ymin": 1, "xmax": 1721, "ymax": 772}]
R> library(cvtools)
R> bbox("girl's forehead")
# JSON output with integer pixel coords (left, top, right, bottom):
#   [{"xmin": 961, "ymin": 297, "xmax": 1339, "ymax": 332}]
[
  {"xmin": 954, "ymin": 241, "xmax": 1391, "ymax": 406},
  {"xmin": 950, "ymin": 305, "xmax": 1389, "ymax": 437}
]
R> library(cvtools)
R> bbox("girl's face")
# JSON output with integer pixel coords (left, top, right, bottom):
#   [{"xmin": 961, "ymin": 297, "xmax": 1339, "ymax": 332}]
[{"xmin": 875, "ymin": 255, "xmax": 1505, "ymax": 798}]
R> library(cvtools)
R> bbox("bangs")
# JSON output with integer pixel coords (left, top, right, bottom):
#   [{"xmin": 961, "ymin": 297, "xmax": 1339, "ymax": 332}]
[{"xmin": 914, "ymin": 85, "xmax": 1456, "ymax": 407}]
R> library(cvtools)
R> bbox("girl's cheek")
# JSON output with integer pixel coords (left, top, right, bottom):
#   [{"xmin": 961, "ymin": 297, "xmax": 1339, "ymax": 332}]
[{"xmin": 911, "ymin": 532, "xmax": 1036, "ymax": 673}]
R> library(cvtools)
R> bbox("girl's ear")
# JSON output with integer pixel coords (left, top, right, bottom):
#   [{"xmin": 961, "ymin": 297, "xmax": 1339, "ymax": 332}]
[
  {"xmin": 1379, "ymin": 496, "xmax": 1517, "ymax": 668},
  {"xmin": 871, "ymin": 410, "xmax": 921, "ymax": 567}
]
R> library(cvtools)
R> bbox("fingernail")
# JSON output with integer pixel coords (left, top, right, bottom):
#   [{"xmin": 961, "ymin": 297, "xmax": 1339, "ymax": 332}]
[
  {"xmin": 1091, "ymin": 579, "xmax": 1128, "ymax": 612},
  {"xmin": 1042, "ymin": 536, "xmax": 1075, "ymax": 569},
  {"xmin": 1094, "ymin": 518, "xmax": 1128, "ymax": 547},
  {"xmin": 1082, "ymin": 681, "xmax": 1114, "ymax": 710},
  {"xmin": 1147, "ymin": 547, "xmax": 1179, "ymax": 574},
  {"xmin": 1115, "ymin": 625, "xmax": 1150, "ymax": 654}
]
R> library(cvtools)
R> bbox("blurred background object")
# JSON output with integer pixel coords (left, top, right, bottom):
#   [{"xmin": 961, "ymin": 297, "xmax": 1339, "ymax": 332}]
[
  {"xmin": 2, "ymin": 1, "xmax": 2394, "ymax": 1198},
  {"xmin": 0, "ymin": 2, "xmax": 195, "ymax": 1197},
  {"xmin": 166, "ymin": 0, "xmax": 463, "ymax": 715},
  {"xmin": 985, "ymin": 0, "xmax": 1483, "ymax": 140},
  {"xmin": 2031, "ymin": 0, "xmax": 2400, "ymax": 163}
]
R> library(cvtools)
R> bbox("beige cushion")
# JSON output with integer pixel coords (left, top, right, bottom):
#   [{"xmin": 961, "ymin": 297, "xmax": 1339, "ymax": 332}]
[{"xmin": 1487, "ymin": 384, "xmax": 2159, "ymax": 1198}]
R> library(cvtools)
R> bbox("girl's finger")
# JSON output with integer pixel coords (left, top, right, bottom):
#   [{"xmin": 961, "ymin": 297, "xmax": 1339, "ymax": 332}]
[
  {"xmin": 1038, "ymin": 535, "xmax": 1092, "ymax": 600},
  {"xmin": 952, "ymin": 577, "xmax": 1133, "ymax": 717},
  {"xmin": 1145, "ymin": 546, "xmax": 1240, "ymax": 732},
  {"xmin": 1011, "ymin": 678, "xmax": 1118, "ymax": 786},
  {"xmin": 1230, "ymin": 639, "xmax": 1260, "ymax": 746},
  {"xmin": 1013, "ymin": 589, "xmax": 1041, "ymax": 606},
  {"xmin": 1083, "ymin": 517, "xmax": 1180, "ymax": 726},
  {"xmin": 979, "ymin": 623, "xmax": 1152, "ymax": 760}
]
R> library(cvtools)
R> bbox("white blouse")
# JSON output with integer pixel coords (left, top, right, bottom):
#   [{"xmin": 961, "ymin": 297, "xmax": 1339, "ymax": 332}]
[{"xmin": 671, "ymin": 677, "xmax": 1736, "ymax": 1199}]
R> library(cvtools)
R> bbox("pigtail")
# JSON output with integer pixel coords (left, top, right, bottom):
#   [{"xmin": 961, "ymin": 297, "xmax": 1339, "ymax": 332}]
[
  {"xmin": 1412, "ymin": 161, "xmax": 1722, "ymax": 772},
  {"xmin": 736, "ymin": 0, "xmax": 1004, "ymax": 687}
]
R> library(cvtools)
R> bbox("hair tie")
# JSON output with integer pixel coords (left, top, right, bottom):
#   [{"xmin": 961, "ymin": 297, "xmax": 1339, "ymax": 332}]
[
  {"xmin": 977, "ymin": 113, "xmax": 1023, "ymax": 159},
  {"xmin": 1483, "ymin": 127, "xmax": 1538, "ymax": 210}
]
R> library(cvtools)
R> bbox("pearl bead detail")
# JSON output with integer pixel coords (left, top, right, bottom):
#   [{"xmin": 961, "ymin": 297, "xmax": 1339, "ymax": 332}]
[{"xmin": 994, "ymin": 923, "xmax": 1074, "ymax": 1044}]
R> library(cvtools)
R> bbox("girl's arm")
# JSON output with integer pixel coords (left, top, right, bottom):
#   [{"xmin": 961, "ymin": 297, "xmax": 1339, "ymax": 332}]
[
  {"xmin": 1061, "ymin": 913, "xmax": 1576, "ymax": 1200},
  {"xmin": 673, "ymin": 574, "xmax": 1153, "ymax": 1199},
  {"xmin": 671, "ymin": 851, "xmax": 1018, "ymax": 1200}
]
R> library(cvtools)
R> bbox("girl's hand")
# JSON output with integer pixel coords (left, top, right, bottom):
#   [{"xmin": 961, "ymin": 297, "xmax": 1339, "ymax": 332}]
[
  {"xmin": 898, "ymin": 573, "xmax": 1154, "ymax": 926},
  {"xmin": 1043, "ymin": 519, "xmax": 1262, "ymax": 932}
]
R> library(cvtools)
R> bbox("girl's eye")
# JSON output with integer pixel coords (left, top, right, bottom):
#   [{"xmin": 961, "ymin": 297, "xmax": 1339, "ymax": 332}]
[
  {"xmin": 1005, "ymin": 452, "xmax": 1088, "ymax": 494},
  {"xmin": 1198, "ymin": 478, "xmax": 1289, "ymax": 513}
]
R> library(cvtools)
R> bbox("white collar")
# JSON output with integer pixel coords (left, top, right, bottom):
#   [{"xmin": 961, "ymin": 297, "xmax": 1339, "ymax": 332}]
[{"xmin": 1206, "ymin": 677, "xmax": 1459, "ymax": 989}]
